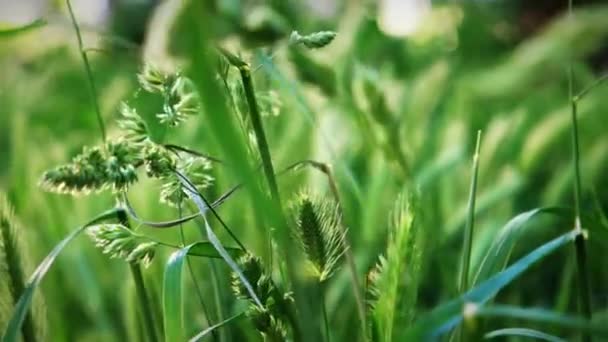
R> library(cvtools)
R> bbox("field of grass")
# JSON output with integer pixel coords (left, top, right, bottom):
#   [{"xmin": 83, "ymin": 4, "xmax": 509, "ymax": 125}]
[{"xmin": 1, "ymin": 1, "xmax": 608, "ymax": 341}]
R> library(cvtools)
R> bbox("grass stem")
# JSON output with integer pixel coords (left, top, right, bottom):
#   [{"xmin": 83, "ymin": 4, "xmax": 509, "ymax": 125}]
[
  {"xmin": 457, "ymin": 130, "xmax": 482, "ymax": 342},
  {"xmin": 568, "ymin": 3, "xmax": 593, "ymax": 341},
  {"xmin": 320, "ymin": 284, "xmax": 331, "ymax": 342},
  {"xmin": 65, "ymin": 0, "xmax": 106, "ymax": 143},
  {"xmin": 117, "ymin": 210, "xmax": 159, "ymax": 342}
]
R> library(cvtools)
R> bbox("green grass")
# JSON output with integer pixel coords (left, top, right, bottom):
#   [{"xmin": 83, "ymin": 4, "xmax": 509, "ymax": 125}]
[{"xmin": 1, "ymin": 0, "xmax": 608, "ymax": 341}]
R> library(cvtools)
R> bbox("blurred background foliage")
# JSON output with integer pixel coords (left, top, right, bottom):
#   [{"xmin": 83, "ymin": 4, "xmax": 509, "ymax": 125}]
[{"xmin": 1, "ymin": 0, "xmax": 607, "ymax": 341}]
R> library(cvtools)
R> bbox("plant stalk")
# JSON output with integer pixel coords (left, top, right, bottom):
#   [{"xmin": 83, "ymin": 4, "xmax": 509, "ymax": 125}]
[
  {"xmin": 237, "ymin": 63, "xmax": 311, "ymax": 340},
  {"xmin": 117, "ymin": 210, "xmax": 159, "ymax": 342},
  {"xmin": 568, "ymin": 2, "xmax": 592, "ymax": 341},
  {"xmin": 457, "ymin": 131, "xmax": 482, "ymax": 342},
  {"xmin": 239, "ymin": 66, "xmax": 281, "ymax": 202},
  {"xmin": 320, "ymin": 283, "xmax": 331, "ymax": 342},
  {"xmin": 65, "ymin": 0, "xmax": 106, "ymax": 143}
]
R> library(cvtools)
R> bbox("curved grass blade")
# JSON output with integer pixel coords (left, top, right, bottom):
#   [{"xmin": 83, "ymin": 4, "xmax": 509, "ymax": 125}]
[
  {"xmin": 163, "ymin": 242, "xmax": 244, "ymax": 341},
  {"xmin": 473, "ymin": 207, "xmax": 569, "ymax": 285},
  {"xmin": 187, "ymin": 241, "xmax": 243, "ymax": 260},
  {"xmin": 2, "ymin": 208, "xmax": 119, "ymax": 342},
  {"xmin": 400, "ymin": 229, "xmax": 579, "ymax": 340},
  {"xmin": 178, "ymin": 174, "xmax": 263, "ymax": 308},
  {"xmin": 484, "ymin": 328, "xmax": 566, "ymax": 342},
  {"xmin": 0, "ymin": 19, "xmax": 46, "ymax": 37},
  {"xmin": 188, "ymin": 312, "xmax": 244, "ymax": 342},
  {"xmin": 477, "ymin": 305, "xmax": 608, "ymax": 337}
]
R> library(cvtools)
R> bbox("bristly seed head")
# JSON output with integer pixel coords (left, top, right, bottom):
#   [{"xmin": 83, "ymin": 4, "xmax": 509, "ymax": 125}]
[{"xmin": 291, "ymin": 191, "xmax": 347, "ymax": 282}]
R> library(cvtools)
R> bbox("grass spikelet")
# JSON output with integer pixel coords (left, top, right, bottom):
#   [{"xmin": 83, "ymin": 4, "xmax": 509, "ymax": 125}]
[
  {"xmin": 231, "ymin": 254, "xmax": 292, "ymax": 341},
  {"xmin": 0, "ymin": 193, "xmax": 46, "ymax": 342},
  {"xmin": 86, "ymin": 224, "xmax": 158, "ymax": 267},
  {"xmin": 292, "ymin": 191, "xmax": 347, "ymax": 282},
  {"xmin": 39, "ymin": 146, "xmax": 108, "ymax": 195},
  {"xmin": 289, "ymin": 31, "xmax": 337, "ymax": 49},
  {"xmin": 39, "ymin": 139, "xmax": 140, "ymax": 195},
  {"xmin": 367, "ymin": 193, "xmax": 423, "ymax": 342},
  {"xmin": 118, "ymin": 103, "xmax": 149, "ymax": 144}
]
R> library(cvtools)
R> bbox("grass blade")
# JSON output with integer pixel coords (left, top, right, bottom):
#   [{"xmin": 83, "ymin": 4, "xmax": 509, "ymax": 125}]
[
  {"xmin": 178, "ymin": 176, "xmax": 263, "ymax": 308},
  {"xmin": 477, "ymin": 305, "xmax": 608, "ymax": 337},
  {"xmin": 163, "ymin": 242, "xmax": 244, "ymax": 341},
  {"xmin": 2, "ymin": 208, "xmax": 119, "ymax": 342},
  {"xmin": 188, "ymin": 312, "xmax": 244, "ymax": 342},
  {"xmin": 459, "ymin": 130, "xmax": 482, "ymax": 293},
  {"xmin": 401, "ymin": 229, "xmax": 579, "ymax": 340},
  {"xmin": 0, "ymin": 19, "xmax": 46, "ymax": 37},
  {"xmin": 484, "ymin": 328, "xmax": 566, "ymax": 342},
  {"xmin": 473, "ymin": 207, "xmax": 569, "ymax": 285}
]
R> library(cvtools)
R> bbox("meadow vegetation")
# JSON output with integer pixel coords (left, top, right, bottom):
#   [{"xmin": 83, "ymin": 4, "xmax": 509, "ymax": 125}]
[{"xmin": 1, "ymin": 1, "xmax": 608, "ymax": 341}]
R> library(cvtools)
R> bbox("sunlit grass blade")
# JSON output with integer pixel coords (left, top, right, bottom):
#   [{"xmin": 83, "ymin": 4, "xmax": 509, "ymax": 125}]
[
  {"xmin": 1, "ymin": 208, "xmax": 119, "ymax": 342},
  {"xmin": 401, "ymin": 229, "xmax": 579, "ymax": 340},
  {"xmin": 484, "ymin": 328, "xmax": 566, "ymax": 342},
  {"xmin": 473, "ymin": 207, "xmax": 569, "ymax": 285},
  {"xmin": 188, "ymin": 312, "xmax": 244, "ymax": 342},
  {"xmin": 0, "ymin": 19, "xmax": 46, "ymax": 37}
]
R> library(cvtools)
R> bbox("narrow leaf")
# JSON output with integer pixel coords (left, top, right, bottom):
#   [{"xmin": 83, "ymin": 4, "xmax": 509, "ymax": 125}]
[
  {"xmin": 178, "ymin": 174, "xmax": 263, "ymax": 308},
  {"xmin": 485, "ymin": 328, "xmax": 566, "ymax": 342},
  {"xmin": 2, "ymin": 208, "xmax": 119, "ymax": 342},
  {"xmin": 473, "ymin": 207, "xmax": 569, "ymax": 285},
  {"xmin": 400, "ymin": 230, "xmax": 579, "ymax": 340},
  {"xmin": 0, "ymin": 19, "xmax": 46, "ymax": 37},
  {"xmin": 188, "ymin": 312, "xmax": 244, "ymax": 342},
  {"xmin": 476, "ymin": 305, "xmax": 608, "ymax": 336}
]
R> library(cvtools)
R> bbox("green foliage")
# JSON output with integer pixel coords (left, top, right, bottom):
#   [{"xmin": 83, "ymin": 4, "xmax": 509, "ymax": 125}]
[{"xmin": 2, "ymin": 1, "xmax": 608, "ymax": 341}]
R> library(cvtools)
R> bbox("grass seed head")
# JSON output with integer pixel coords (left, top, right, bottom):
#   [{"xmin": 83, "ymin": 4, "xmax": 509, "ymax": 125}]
[{"xmin": 292, "ymin": 191, "xmax": 347, "ymax": 282}]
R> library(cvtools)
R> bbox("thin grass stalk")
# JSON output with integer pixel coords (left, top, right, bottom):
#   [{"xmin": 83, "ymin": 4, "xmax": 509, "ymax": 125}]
[
  {"xmin": 237, "ymin": 63, "xmax": 312, "ymax": 340},
  {"xmin": 65, "ymin": 0, "xmax": 106, "ymax": 143},
  {"xmin": 568, "ymin": 2, "xmax": 592, "ymax": 341},
  {"xmin": 117, "ymin": 210, "xmax": 159, "ymax": 342},
  {"xmin": 457, "ymin": 131, "xmax": 482, "ymax": 341},
  {"xmin": 239, "ymin": 66, "xmax": 281, "ymax": 201},
  {"xmin": 320, "ymin": 283, "xmax": 331, "ymax": 342}
]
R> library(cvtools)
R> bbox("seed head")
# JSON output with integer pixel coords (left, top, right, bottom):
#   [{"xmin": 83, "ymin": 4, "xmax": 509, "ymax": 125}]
[{"xmin": 289, "ymin": 30, "xmax": 337, "ymax": 49}]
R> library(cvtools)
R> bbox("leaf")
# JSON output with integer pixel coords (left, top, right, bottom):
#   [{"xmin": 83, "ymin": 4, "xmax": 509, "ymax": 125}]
[
  {"xmin": 473, "ymin": 207, "xmax": 569, "ymax": 285},
  {"xmin": 177, "ymin": 172, "xmax": 263, "ymax": 308},
  {"xmin": 187, "ymin": 241, "xmax": 243, "ymax": 259},
  {"xmin": 0, "ymin": 19, "xmax": 46, "ymax": 37},
  {"xmin": 484, "ymin": 328, "xmax": 566, "ymax": 342},
  {"xmin": 477, "ymin": 305, "xmax": 608, "ymax": 337},
  {"xmin": 163, "ymin": 242, "xmax": 244, "ymax": 342},
  {"xmin": 188, "ymin": 312, "xmax": 244, "ymax": 342},
  {"xmin": 1, "ymin": 208, "xmax": 119, "ymax": 342},
  {"xmin": 400, "ymin": 229, "xmax": 579, "ymax": 340}
]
